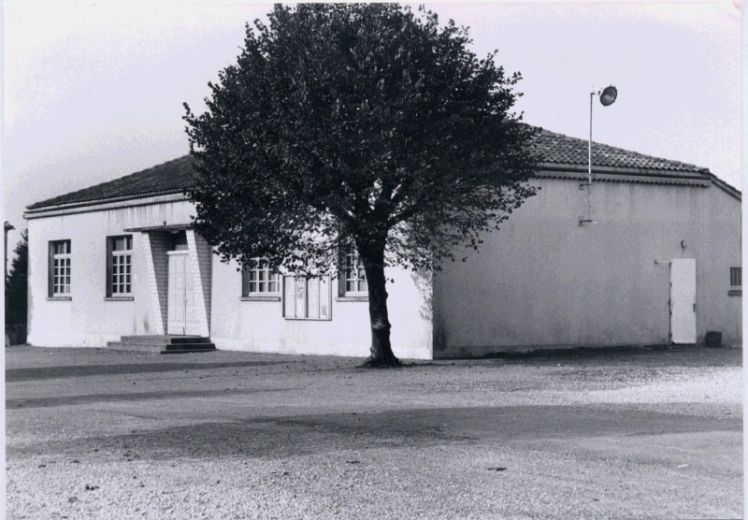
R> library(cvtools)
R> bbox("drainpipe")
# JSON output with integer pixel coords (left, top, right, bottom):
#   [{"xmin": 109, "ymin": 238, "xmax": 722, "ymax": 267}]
[{"xmin": 587, "ymin": 90, "xmax": 594, "ymax": 221}]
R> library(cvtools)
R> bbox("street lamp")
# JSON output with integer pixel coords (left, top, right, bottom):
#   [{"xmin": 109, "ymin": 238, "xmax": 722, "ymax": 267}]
[{"xmin": 581, "ymin": 85, "xmax": 617, "ymax": 226}]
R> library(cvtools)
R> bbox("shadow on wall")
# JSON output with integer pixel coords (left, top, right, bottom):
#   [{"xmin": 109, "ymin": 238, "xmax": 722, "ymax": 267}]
[
  {"xmin": 410, "ymin": 269, "xmax": 432, "ymax": 323},
  {"xmin": 411, "ymin": 269, "xmax": 448, "ymax": 353}
]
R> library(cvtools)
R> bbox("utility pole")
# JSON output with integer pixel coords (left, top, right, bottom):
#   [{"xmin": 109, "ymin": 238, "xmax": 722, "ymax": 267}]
[{"xmin": 5, "ymin": 221, "xmax": 15, "ymax": 280}]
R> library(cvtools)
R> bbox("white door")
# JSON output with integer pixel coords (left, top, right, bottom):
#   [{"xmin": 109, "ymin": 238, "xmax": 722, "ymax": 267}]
[
  {"xmin": 670, "ymin": 258, "xmax": 696, "ymax": 344},
  {"xmin": 167, "ymin": 252, "xmax": 200, "ymax": 335}
]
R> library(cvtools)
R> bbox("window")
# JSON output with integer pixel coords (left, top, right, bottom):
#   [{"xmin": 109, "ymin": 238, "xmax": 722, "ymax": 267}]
[
  {"xmin": 283, "ymin": 276, "xmax": 331, "ymax": 320},
  {"xmin": 340, "ymin": 247, "xmax": 367, "ymax": 295},
  {"xmin": 107, "ymin": 235, "xmax": 133, "ymax": 296},
  {"xmin": 48, "ymin": 240, "xmax": 71, "ymax": 296},
  {"xmin": 242, "ymin": 258, "xmax": 281, "ymax": 297},
  {"xmin": 730, "ymin": 267, "xmax": 741, "ymax": 288},
  {"xmin": 170, "ymin": 230, "xmax": 188, "ymax": 251}
]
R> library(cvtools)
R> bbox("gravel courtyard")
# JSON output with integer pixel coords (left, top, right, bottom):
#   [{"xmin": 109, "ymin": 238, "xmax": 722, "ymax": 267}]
[{"xmin": 5, "ymin": 345, "xmax": 742, "ymax": 519}]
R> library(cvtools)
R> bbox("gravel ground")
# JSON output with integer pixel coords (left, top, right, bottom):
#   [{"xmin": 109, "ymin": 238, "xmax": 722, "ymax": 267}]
[{"xmin": 5, "ymin": 345, "xmax": 743, "ymax": 519}]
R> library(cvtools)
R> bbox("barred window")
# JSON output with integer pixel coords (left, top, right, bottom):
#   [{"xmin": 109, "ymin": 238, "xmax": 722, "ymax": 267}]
[
  {"xmin": 49, "ymin": 240, "xmax": 71, "ymax": 296},
  {"xmin": 242, "ymin": 258, "xmax": 280, "ymax": 296},
  {"xmin": 108, "ymin": 236, "xmax": 133, "ymax": 296},
  {"xmin": 730, "ymin": 267, "xmax": 741, "ymax": 288}
]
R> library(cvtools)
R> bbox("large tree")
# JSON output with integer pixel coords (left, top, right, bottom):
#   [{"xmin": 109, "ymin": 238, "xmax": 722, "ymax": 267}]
[{"xmin": 183, "ymin": 4, "xmax": 538, "ymax": 367}]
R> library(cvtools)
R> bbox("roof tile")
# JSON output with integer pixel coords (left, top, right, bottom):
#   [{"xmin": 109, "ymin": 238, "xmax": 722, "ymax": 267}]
[
  {"xmin": 27, "ymin": 155, "xmax": 198, "ymax": 210},
  {"xmin": 27, "ymin": 128, "xmax": 711, "ymax": 211},
  {"xmin": 531, "ymin": 129, "xmax": 708, "ymax": 173}
]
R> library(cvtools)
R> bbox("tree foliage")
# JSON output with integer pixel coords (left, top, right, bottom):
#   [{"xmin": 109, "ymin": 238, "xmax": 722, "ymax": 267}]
[
  {"xmin": 6, "ymin": 230, "xmax": 28, "ymax": 333},
  {"xmin": 183, "ymin": 4, "xmax": 539, "ymax": 365}
]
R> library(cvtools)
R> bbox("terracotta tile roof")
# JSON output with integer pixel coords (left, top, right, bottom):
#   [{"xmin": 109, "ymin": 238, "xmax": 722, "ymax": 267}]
[
  {"xmin": 27, "ymin": 128, "xmax": 713, "ymax": 211},
  {"xmin": 26, "ymin": 155, "xmax": 198, "ymax": 210},
  {"xmin": 531, "ymin": 128, "xmax": 709, "ymax": 174}
]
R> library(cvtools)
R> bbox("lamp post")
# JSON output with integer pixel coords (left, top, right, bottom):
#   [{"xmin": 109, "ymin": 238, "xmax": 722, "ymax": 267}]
[{"xmin": 581, "ymin": 85, "xmax": 617, "ymax": 225}]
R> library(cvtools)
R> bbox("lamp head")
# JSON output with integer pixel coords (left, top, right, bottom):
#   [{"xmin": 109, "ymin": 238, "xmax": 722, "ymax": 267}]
[{"xmin": 599, "ymin": 85, "xmax": 617, "ymax": 106}]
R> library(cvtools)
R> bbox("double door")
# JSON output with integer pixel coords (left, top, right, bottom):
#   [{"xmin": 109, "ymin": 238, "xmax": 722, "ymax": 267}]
[{"xmin": 167, "ymin": 251, "xmax": 200, "ymax": 335}]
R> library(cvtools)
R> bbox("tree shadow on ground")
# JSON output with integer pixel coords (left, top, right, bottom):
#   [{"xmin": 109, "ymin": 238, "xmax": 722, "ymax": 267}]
[
  {"xmin": 9, "ymin": 405, "xmax": 740, "ymax": 462},
  {"xmin": 439, "ymin": 346, "xmax": 742, "ymax": 368},
  {"xmin": 6, "ymin": 361, "xmax": 287, "ymax": 382},
  {"xmin": 6, "ymin": 386, "xmax": 297, "ymax": 409}
]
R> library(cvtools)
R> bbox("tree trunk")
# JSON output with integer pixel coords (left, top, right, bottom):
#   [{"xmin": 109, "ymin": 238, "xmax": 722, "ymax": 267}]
[{"xmin": 358, "ymin": 244, "xmax": 401, "ymax": 368}]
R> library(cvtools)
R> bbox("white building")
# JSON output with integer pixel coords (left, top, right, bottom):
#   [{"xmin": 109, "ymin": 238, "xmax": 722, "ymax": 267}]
[{"xmin": 24, "ymin": 129, "xmax": 741, "ymax": 358}]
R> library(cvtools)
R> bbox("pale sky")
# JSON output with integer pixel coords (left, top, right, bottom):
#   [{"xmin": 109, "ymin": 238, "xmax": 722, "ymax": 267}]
[{"xmin": 2, "ymin": 1, "xmax": 743, "ymax": 241}]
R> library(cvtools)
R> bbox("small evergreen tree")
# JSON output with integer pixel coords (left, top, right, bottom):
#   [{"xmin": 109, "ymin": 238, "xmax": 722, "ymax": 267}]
[{"xmin": 6, "ymin": 230, "xmax": 28, "ymax": 344}]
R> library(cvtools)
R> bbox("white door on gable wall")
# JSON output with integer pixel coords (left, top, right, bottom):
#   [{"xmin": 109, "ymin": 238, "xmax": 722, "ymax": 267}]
[
  {"xmin": 167, "ymin": 251, "xmax": 200, "ymax": 335},
  {"xmin": 670, "ymin": 258, "xmax": 696, "ymax": 344}
]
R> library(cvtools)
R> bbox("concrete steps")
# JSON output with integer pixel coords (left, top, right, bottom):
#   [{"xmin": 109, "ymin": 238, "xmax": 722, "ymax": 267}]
[{"xmin": 107, "ymin": 335, "xmax": 216, "ymax": 354}]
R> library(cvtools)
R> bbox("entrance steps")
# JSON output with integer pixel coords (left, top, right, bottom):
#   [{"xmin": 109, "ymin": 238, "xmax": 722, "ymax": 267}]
[{"xmin": 107, "ymin": 335, "xmax": 216, "ymax": 354}]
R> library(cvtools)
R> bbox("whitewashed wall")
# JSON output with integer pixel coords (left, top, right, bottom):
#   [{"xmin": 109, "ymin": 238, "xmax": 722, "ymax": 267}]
[
  {"xmin": 26, "ymin": 196, "xmax": 433, "ymax": 359},
  {"xmin": 432, "ymin": 177, "xmax": 742, "ymax": 357},
  {"xmin": 28, "ymin": 176, "xmax": 737, "ymax": 359},
  {"xmin": 209, "ymin": 259, "xmax": 433, "ymax": 360},
  {"xmin": 26, "ymin": 197, "xmax": 195, "ymax": 347}
]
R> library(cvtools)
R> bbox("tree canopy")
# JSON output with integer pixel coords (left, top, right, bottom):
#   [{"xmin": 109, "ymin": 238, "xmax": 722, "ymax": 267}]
[{"xmin": 184, "ymin": 3, "xmax": 539, "ymax": 366}]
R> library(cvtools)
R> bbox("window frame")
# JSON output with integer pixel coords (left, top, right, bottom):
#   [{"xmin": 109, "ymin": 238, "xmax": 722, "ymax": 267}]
[
  {"xmin": 241, "ymin": 257, "xmax": 281, "ymax": 300},
  {"xmin": 730, "ymin": 267, "xmax": 742, "ymax": 289},
  {"xmin": 338, "ymin": 245, "xmax": 368, "ymax": 300},
  {"xmin": 170, "ymin": 230, "xmax": 188, "ymax": 251},
  {"xmin": 48, "ymin": 240, "xmax": 72, "ymax": 298},
  {"xmin": 283, "ymin": 275, "xmax": 332, "ymax": 320},
  {"xmin": 106, "ymin": 235, "xmax": 133, "ymax": 298},
  {"xmin": 729, "ymin": 266, "xmax": 742, "ymax": 296}
]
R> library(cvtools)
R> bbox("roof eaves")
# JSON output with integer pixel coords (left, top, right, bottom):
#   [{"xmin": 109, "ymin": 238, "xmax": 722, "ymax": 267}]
[
  {"xmin": 536, "ymin": 162, "xmax": 710, "ymax": 179},
  {"xmin": 705, "ymin": 172, "xmax": 741, "ymax": 200},
  {"xmin": 535, "ymin": 170, "xmax": 710, "ymax": 188},
  {"xmin": 24, "ymin": 188, "xmax": 189, "ymax": 215}
]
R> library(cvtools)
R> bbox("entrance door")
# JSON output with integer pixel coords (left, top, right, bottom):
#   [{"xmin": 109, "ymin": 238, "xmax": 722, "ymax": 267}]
[
  {"xmin": 670, "ymin": 258, "xmax": 696, "ymax": 344},
  {"xmin": 167, "ymin": 251, "xmax": 199, "ymax": 335}
]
